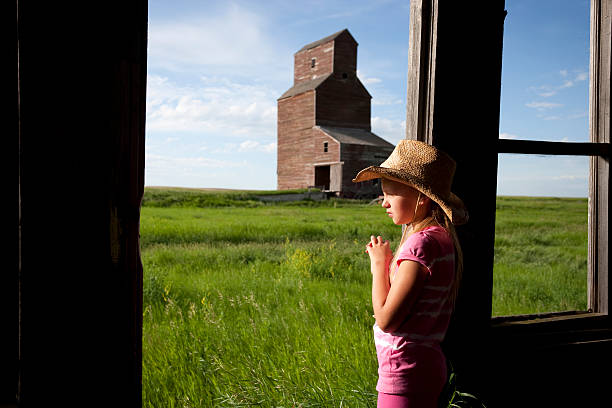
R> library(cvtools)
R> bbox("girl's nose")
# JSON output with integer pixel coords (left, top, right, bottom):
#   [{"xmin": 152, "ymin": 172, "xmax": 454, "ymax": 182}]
[{"xmin": 381, "ymin": 197, "xmax": 390, "ymax": 208}]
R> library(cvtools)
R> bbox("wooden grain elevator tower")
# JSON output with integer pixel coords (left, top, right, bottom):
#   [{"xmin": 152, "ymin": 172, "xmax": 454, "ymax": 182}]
[{"xmin": 277, "ymin": 29, "xmax": 394, "ymax": 197}]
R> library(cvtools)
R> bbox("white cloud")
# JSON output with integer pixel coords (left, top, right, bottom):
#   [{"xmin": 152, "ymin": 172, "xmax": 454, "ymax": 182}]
[
  {"xmin": 530, "ymin": 70, "xmax": 588, "ymax": 97},
  {"xmin": 537, "ymin": 90, "xmax": 558, "ymax": 97},
  {"xmin": 559, "ymin": 79, "xmax": 574, "ymax": 89},
  {"xmin": 145, "ymin": 153, "xmax": 265, "ymax": 188},
  {"xmin": 551, "ymin": 175, "xmax": 586, "ymax": 181},
  {"xmin": 357, "ymin": 70, "xmax": 383, "ymax": 85},
  {"xmin": 372, "ymin": 97, "xmax": 403, "ymax": 106},
  {"xmin": 148, "ymin": 4, "xmax": 276, "ymax": 72},
  {"xmin": 261, "ymin": 142, "xmax": 277, "ymax": 153},
  {"xmin": 146, "ymin": 75, "xmax": 278, "ymax": 139},
  {"xmin": 212, "ymin": 140, "xmax": 276, "ymax": 154},
  {"xmin": 560, "ymin": 71, "xmax": 588, "ymax": 88},
  {"xmin": 371, "ymin": 117, "xmax": 406, "ymax": 144},
  {"xmin": 575, "ymin": 72, "xmax": 588, "ymax": 81},
  {"xmin": 526, "ymin": 101, "xmax": 563, "ymax": 110},
  {"xmin": 363, "ymin": 77, "xmax": 382, "ymax": 85},
  {"xmin": 238, "ymin": 140, "xmax": 276, "ymax": 153},
  {"xmin": 146, "ymin": 153, "xmax": 246, "ymax": 177},
  {"xmin": 499, "ymin": 132, "xmax": 519, "ymax": 139},
  {"xmin": 239, "ymin": 140, "xmax": 259, "ymax": 152}
]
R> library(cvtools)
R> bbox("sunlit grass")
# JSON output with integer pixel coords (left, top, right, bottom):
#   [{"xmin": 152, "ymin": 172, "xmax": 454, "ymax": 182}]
[
  {"xmin": 492, "ymin": 196, "xmax": 588, "ymax": 316},
  {"xmin": 142, "ymin": 238, "xmax": 380, "ymax": 406},
  {"xmin": 141, "ymin": 190, "xmax": 588, "ymax": 406}
]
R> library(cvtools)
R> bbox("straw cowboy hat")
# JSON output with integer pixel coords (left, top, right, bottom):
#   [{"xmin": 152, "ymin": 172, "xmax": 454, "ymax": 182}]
[{"xmin": 353, "ymin": 139, "xmax": 468, "ymax": 225}]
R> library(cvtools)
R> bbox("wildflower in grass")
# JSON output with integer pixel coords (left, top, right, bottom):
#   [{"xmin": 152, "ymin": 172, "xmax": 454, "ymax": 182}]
[
  {"xmin": 285, "ymin": 247, "xmax": 313, "ymax": 279},
  {"xmin": 162, "ymin": 284, "xmax": 171, "ymax": 302}
]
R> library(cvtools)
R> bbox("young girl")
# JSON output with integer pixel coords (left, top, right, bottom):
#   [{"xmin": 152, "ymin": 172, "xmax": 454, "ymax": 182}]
[{"xmin": 353, "ymin": 140, "xmax": 468, "ymax": 408}]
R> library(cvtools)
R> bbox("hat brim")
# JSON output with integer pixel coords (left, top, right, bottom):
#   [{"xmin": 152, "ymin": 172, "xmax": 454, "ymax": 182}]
[{"xmin": 353, "ymin": 166, "xmax": 469, "ymax": 225}]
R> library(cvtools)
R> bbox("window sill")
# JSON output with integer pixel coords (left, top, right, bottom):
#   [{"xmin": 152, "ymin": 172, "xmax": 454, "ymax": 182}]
[
  {"xmin": 489, "ymin": 311, "xmax": 612, "ymax": 348},
  {"xmin": 491, "ymin": 310, "xmax": 595, "ymax": 325}
]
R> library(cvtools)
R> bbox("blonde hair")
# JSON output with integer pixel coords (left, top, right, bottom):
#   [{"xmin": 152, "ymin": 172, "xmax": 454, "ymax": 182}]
[{"xmin": 389, "ymin": 189, "xmax": 463, "ymax": 307}]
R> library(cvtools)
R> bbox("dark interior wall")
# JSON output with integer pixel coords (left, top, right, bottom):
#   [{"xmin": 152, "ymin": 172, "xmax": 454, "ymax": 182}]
[
  {"xmin": 15, "ymin": 1, "xmax": 147, "ymax": 406},
  {"xmin": 3, "ymin": 0, "xmax": 19, "ymax": 404},
  {"xmin": 431, "ymin": 0, "xmax": 504, "ymax": 380},
  {"xmin": 426, "ymin": 2, "xmax": 612, "ymax": 407}
]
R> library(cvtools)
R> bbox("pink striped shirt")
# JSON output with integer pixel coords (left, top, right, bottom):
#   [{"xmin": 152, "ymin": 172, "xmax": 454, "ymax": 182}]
[{"xmin": 374, "ymin": 225, "xmax": 455, "ymax": 394}]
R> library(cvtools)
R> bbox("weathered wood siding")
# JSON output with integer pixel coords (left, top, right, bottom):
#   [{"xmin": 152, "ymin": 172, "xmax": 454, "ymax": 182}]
[
  {"xmin": 315, "ymin": 30, "xmax": 369, "ymax": 129},
  {"xmin": 277, "ymin": 91, "xmax": 316, "ymax": 189},
  {"xmin": 330, "ymin": 163, "xmax": 343, "ymax": 191},
  {"xmin": 316, "ymin": 78, "xmax": 371, "ymax": 129},
  {"xmin": 294, "ymin": 41, "xmax": 334, "ymax": 85},
  {"xmin": 312, "ymin": 127, "xmax": 341, "ymax": 164},
  {"xmin": 332, "ymin": 31, "xmax": 357, "ymax": 78},
  {"xmin": 341, "ymin": 144, "xmax": 392, "ymax": 196},
  {"xmin": 312, "ymin": 127, "xmax": 342, "ymax": 191},
  {"xmin": 278, "ymin": 29, "xmax": 389, "ymax": 195}
]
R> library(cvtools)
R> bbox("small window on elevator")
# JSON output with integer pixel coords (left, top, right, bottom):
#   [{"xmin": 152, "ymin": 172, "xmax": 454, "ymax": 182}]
[
  {"xmin": 323, "ymin": 141, "xmax": 328, "ymax": 152},
  {"xmin": 311, "ymin": 58, "xmax": 316, "ymax": 68}
]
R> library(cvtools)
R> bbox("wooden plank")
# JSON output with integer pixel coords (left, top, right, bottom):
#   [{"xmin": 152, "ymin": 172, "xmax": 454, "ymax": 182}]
[
  {"xmin": 330, "ymin": 163, "xmax": 342, "ymax": 192},
  {"xmin": 588, "ymin": 0, "xmax": 611, "ymax": 314},
  {"xmin": 405, "ymin": 0, "xmax": 437, "ymax": 142},
  {"xmin": 498, "ymin": 138, "xmax": 610, "ymax": 156},
  {"xmin": 490, "ymin": 312, "xmax": 612, "ymax": 348},
  {"xmin": 491, "ymin": 310, "xmax": 593, "ymax": 324}
]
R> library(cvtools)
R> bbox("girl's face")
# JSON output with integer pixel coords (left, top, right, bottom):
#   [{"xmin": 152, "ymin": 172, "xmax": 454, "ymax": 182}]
[{"xmin": 381, "ymin": 179, "xmax": 424, "ymax": 225}]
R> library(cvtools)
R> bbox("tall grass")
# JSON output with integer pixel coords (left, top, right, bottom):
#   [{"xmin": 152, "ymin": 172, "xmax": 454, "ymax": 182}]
[
  {"xmin": 141, "ymin": 189, "xmax": 588, "ymax": 406},
  {"xmin": 141, "ymin": 203, "xmax": 389, "ymax": 407},
  {"xmin": 492, "ymin": 196, "xmax": 588, "ymax": 316}
]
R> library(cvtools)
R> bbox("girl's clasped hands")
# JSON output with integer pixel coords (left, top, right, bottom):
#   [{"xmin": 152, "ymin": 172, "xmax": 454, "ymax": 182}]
[{"xmin": 365, "ymin": 235, "xmax": 393, "ymax": 274}]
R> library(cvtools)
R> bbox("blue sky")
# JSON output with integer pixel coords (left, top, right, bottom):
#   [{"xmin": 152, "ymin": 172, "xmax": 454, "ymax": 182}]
[{"xmin": 146, "ymin": 0, "xmax": 591, "ymax": 197}]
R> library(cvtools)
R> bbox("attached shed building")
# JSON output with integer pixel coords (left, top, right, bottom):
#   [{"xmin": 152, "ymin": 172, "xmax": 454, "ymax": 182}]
[{"xmin": 277, "ymin": 29, "xmax": 394, "ymax": 197}]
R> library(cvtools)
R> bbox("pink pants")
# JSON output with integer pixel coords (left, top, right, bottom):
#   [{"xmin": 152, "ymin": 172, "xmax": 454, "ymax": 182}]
[{"xmin": 377, "ymin": 392, "xmax": 439, "ymax": 408}]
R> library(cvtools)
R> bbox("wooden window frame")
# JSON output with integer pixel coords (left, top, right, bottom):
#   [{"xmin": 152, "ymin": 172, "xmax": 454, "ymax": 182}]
[
  {"xmin": 494, "ymin": 0, "xmax": 611, "ymax": 322},
  {"xmin": 406, "ymin": 0, "xmax": 611, "ymax": 332},
  {"xmin": 587, "ymin": 0, "xmax": 611, "ymax": 316}
]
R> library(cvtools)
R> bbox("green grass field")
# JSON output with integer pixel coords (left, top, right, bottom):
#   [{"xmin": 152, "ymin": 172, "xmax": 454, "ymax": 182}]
[
  {"xmin": 141, "ymin": 189, "xmax": 588, "ymax": 407},
  {"xmin": 492, "ymin": 196, "xmax": 588, "ymax": 316}
]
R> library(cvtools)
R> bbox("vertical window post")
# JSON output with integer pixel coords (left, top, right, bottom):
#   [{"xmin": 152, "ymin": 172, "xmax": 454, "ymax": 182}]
[
  {"xmin": 404, "ymin": 0, "xmax": 506, "ymax": 399},
  {"xmin": 588, "ymin": 0, "xmax": 611, "ymax": 314}
]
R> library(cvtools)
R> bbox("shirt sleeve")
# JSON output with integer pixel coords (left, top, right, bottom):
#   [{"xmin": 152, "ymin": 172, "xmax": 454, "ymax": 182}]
[{"xmin": 395, "ymin": 231, "xmax": 438, "ymax": 275}]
